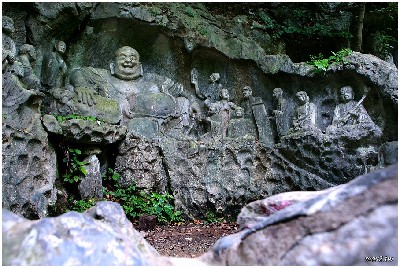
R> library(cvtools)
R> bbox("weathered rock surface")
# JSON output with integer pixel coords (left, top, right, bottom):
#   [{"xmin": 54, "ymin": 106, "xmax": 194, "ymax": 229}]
[
  {"xmin": 200, "ymin": 164, "xmax": 398, "ymax": 266},
  {"xmin": 115, "ymin": 134, "xmax": 169, "ymax": 192},
  {"xmin": 78, "ymin": 154, "xmax": 103, "ymax": 200},
  {"xmin": 162, "ymin": 138, "xmax": 334, "ymax": 219},
  {"xmin": 2, "ymin": 202, "xmax": 161, "ymax": 265},
  {"xmin": 43, "ymin": 117, "xmax": 127, "ymax": 144},
  {"xmin": 2, "ymin": 91, "xmax": 57, "ymax": 219},
  {"xmin": 278, "ymin": 130, "xmax": 382, "ymax": 184}
]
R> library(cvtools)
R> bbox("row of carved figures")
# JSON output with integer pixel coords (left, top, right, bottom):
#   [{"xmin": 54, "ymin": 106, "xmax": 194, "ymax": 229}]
[
  {"xmin": 188, "ymin": 69, "xmax": 381, "ymax": 144},
  {"xmin": 3, "ymin": 15, "xmax": 381, "ymax": 145}
]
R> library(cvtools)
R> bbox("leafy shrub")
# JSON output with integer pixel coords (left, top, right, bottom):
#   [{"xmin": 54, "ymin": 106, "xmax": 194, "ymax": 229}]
[
  {"xmin": 63, "ymin": 148, "xmax": 89, "ymax": 183},
  {"xmin": 68, "ymin": 198, "xmax": 96, "ymax": 212},
  {"xmin": 308, "ymin": 48, "xmax": 352, "ymax": 74},
  {"xmin": 374, "ymin": 31, "xmax": 397, "ymax": 57},
  {"xmin": 203, "ymin": 211, "xmax": 224, "ymax": 224},
  {"xmin": 103, "ymin": 170, "xmax": 183, "ymax": 224}
]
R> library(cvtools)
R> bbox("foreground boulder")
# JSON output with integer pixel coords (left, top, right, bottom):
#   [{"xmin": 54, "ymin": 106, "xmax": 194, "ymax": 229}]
[
  {"xmin": 200, "ymin": 164, "xmax": 398, "ymax": 266},
  {"xmin": 2, "ymin": 202, "xmax": 163, "ymax": 265}
]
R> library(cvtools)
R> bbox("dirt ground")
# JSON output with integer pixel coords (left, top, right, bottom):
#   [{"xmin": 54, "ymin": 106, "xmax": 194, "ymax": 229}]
[{"xmin": 139, "ymin": 221, "xmax": 239, "ymax": 258}]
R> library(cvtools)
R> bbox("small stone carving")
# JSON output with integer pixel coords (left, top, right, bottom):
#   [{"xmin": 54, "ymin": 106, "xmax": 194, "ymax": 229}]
[
  {"xmin": 191, "ymin": 68, "xmax": 223, "ymax": 102},
  {"xmin": 78, "ymin": 154, "xmax": 103, "ymax": 200},
  {"xmin": 227, "ymin": 107, "xmax": 256, "ymax": 139},
  {"xmin": 241, "ymin": 86, "xmax": 255, "ymax": 119},
  {"xmin": 2, "ymin": 44, "xmax": 43, "ymax": 117},
  {"xmin": 2, "ymin": 16, "xmax": 16, "ymax": 70},
  {"xmin": 255, "ymin": 103, "xmax": 274, "ymax": 147},
  {"xmin": 186, "ymin": 103, "xmax": 205, "ymax": 139},
  {"xmin": 290, "ymin": 91, "xmax": 317, "ymax": 132},
  {"xmin": 326, "ymin": 86, "xmax": 382, "ymax": 139},
  {"xmin": 41, "ymin": 41, "xmax": 68, "ymax": 89},
  {"xmin": 272, "ymin": 87, "xmax": 289, "ymax": 137},
  {"xmin": 18, "ymin": 44, "xmax": 41, "ymax": 91},
  {"xmin": 239, "ymin": 86, "xmax": 273, "ymax": 146},
  {"xmin": 205, "ymin": 88, "xmax": 238, "ymax": 140}
]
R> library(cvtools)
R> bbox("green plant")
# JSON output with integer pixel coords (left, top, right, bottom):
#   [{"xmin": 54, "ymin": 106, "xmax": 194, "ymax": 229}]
[
  {"xmin": 307, "ymin": 48, "xmax": 352, "ymax": 74},
  {"xmin": 103, "ymin": 168, "xmax": 121, "ymax": 182},
  {"xmin": 63, "ymin": 148, "xmax": 89, "ymax": 183},
  {"xmin": 184, "ymin": 6, "xmax": 196, "ymax": 17},
  {"xmin": 203, "ymin": 210, "xmax": 224, "ymax": 224},
  {"xmin": 103, "ymin": 170, "xmax": 183, "ymax": 224},
  {"xmin": 68, "ymin": 197, "xmax": 96, "ymax": 212},
  {"xmin": 257, "ymin": 10, "xmax": 276, "ymax": 29},
  {"xmin": 145, "ymin": 193, "xmax": 183, "ymax": 223},
  {"xmin": 54, "ymin": 114, "xmax": 99, "ymax": 122},
  {"xmin": 374, "ymin": 31, "xmax": 397, "ymax": 57}
]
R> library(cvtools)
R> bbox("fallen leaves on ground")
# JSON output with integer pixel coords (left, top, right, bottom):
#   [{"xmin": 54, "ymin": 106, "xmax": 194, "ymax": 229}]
[{"xmin": 140, "ymin": 221, "xmax": 239, "ymax": 258}]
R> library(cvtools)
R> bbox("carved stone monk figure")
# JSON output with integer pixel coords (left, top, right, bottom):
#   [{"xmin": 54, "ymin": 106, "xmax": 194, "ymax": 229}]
[
  {"xmin": 326, "ymin": 86, "xmax": 382, "ymax": 138},
  {"xmin": 69, "ymin": 46, "xmax": 182, "ymax": 134},
  {"xmin": 205, "ymin": 88, "xmax": 238, "ymax": 140},
  {"xmin": 2, "ymin": 16, "xmax": 16, "ymax": 70},
  {"xmin": 330, "ymin": 86, "xmax": 373, "ymax": 127},
  {"xmin": 291, "ymin": 91, "xmax": 317, "ymax": 132},
  {"xmin": 18, "ymin": 44, "xmax": 41, "ymax": 91},
  {"xmin": 241, "ymin": 86, "xmax": 254, "ymax": 119},
  {"xmin": 191, "ymin": 69, "xmax": 223, "ymax": 102},
  {"xmin": 41, "ymin": 41, "xmax": 68, "ymax": 89},
  {"xmin": 272, "ymin": 87, "xmax": 289, "ymax": 137}
]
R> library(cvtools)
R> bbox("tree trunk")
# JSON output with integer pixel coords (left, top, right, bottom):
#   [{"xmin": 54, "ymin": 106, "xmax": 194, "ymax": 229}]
[{"xmin": 354, "ymin": 3, "xmax": 366, "ymax": 52}]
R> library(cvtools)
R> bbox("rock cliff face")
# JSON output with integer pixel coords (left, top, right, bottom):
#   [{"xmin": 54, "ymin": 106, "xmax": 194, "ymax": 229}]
[{"xmin": 2, "ymin": 2, "xmax": 397, "ymax": 219}]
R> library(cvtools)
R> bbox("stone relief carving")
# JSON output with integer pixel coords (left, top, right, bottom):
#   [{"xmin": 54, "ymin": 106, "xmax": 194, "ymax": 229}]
[
  {"xmin": 227, "ymin": 107, "xmax": 256, "ymax": 140},
  {"xmin": 241, "ymin": 86, "xmax": 274, "ymax": 146},
  {"xmin": 326, "ymin": 86, "xmax": 382, "ymax": 139},
  {"xmin": 2, "ymin": 16, "xmax": 16, "ymax": 70},
  {"xmin": 191, "ymin": 68, "xmax": 223, "ymax": 102},
  {"xmin": 272, "ymin": 87, "xmax": 289, "ymax": 138},
  {"xmin": 69, "ymin": 46, "xmax": 182, "ymax": 136},
  {"xmin": 204, "ymin": 88, "xmax": 238, "ymax": 141},
  {"xmin": 18, "ymin": 44, "xmax": 41, "ymax": 92},
  {"xmin": 2, "ymin": 11, "xmax": 391, "ymax": 220},
  {"xmin": 2, "ymin": 17, "xmax": 56, "ymax": 219},
  {"xmin": 41, "ymin": 41, "xmax": 68, "ymax": 89},
  {"xmin": 289, "ymin": 91, "xmax": 318, "ymax": 133}
]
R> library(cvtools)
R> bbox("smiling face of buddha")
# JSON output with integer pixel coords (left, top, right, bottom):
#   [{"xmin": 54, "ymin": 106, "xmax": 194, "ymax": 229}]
[{"xmin": 112, "ymin": 46, "xmax": 142, "ymax": 80}]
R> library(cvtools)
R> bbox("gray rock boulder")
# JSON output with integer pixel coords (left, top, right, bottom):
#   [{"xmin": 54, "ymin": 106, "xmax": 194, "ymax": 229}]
[
  {"xmin": 200, "ymin": 164, "xmax": 398, "ymax": 266},
  {"xmin": 2, "ymin": 202, "xmax": 161, "ymax": 265},
  {"xmin": 78, "ymin": 155, "xmax": 103, "ymax": 200}
]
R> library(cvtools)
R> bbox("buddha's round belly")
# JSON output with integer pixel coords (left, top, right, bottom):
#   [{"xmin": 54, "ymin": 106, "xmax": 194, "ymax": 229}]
[{"xmin": 133, "ymin": 92, "xmax": 177, "ymax": 117}]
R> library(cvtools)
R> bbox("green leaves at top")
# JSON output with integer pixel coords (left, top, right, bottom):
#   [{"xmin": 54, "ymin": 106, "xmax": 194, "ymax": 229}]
[{"xmin": 308, "ymin": 48, "xmax": 352, "ymax": 74}]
